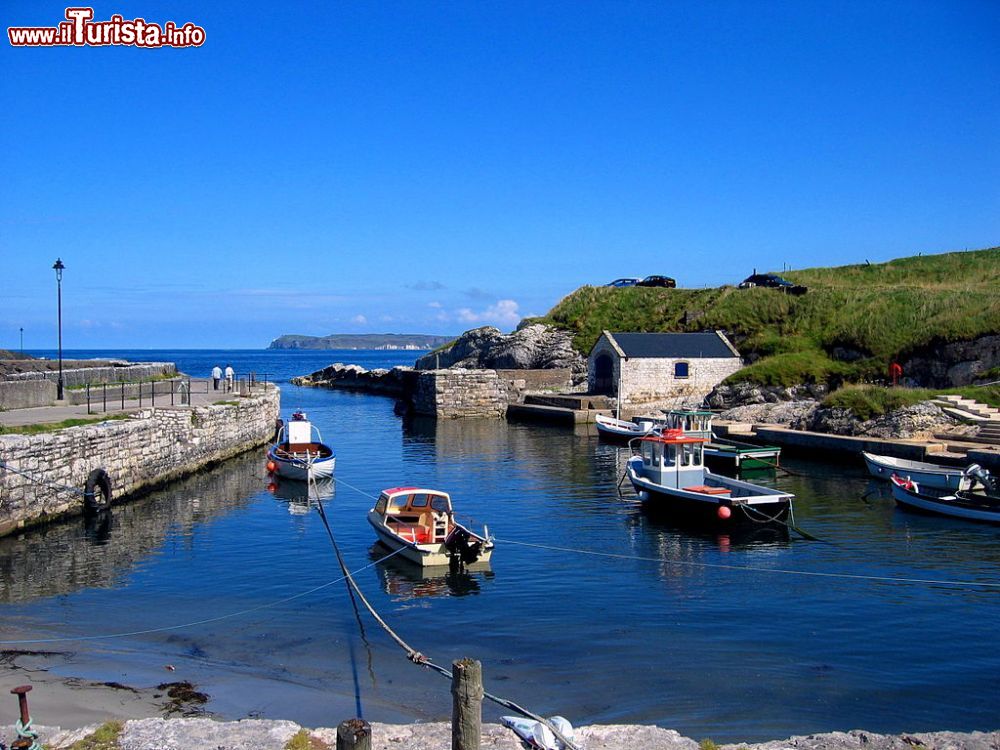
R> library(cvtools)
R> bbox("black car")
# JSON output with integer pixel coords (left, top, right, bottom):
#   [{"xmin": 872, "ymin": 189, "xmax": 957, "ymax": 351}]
[
  {"xmin": 637, "ymin": 275, "xmax": 677, "ymax": 288},
  {"xmin": 738, "ymin": 273, "xmax": 807, "ymax": 295}
]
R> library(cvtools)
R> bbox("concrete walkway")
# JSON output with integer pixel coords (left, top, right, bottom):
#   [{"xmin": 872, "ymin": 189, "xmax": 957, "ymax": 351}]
[{"xmin": 0, "ymin": 379, "xmax": 273, "ymax": 428}]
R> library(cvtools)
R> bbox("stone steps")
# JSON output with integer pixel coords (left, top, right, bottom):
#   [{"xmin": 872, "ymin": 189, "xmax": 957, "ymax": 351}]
[{"xmin": 933, "ymin": 395, "xmax": 1000, "ymax": 422}]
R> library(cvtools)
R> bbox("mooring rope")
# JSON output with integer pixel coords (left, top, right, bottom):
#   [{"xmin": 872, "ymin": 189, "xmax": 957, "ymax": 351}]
[
  {"xmin": 311, "ymin": 472, "xmax": 581, "ymax": 750},
  {"xmin": 0, "ymin": 546, "xmax": 408, "ymax": 645},
  {"xmin": 494, "ymin": 538, "xmax": 1000, "ymax": 589},
  {"xmin": 0, "ymin": 459, "xmax": 86, "ymax": 497}
]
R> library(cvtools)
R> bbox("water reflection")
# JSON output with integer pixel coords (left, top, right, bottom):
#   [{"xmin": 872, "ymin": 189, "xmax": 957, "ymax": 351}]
[
  {"xmin": 369, "ymin": 544, "xmax": 493, "ymax": 601},
  {"xmin": 267, "ymin": 476, "xmax": 335, "ymax": 515},
  {"xmin": 0, "ymin": 451, "xmax": 266, "ymax": 604}
]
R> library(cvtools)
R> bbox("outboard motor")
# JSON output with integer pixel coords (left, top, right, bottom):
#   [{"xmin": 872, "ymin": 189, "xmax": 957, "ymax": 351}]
[
  {"xmin": 963, "ymin": 464, "xmax": 999, "ymax": 496},
  {"xmin": 444, "ymin": 527, "xmax": 484, "ymax": 568}
]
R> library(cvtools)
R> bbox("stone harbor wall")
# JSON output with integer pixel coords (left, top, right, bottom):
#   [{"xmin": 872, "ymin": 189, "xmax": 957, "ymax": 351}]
[
  {"xmin": 5, "ymin": 362, "xmax": 176, "ymax": 386},
  {"xmin": 0, "ymin": 379, "xmax": 56, "ymax": 409},
  {"xmin": 0, "ymin": 386, "xmax": 280, "ymax": 537},
  {"xmin": 410, "ymin": 369, "xmax": 505, "ymax": 418}
]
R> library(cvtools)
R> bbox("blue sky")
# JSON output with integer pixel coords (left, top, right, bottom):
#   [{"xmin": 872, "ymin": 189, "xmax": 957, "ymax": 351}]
[{"xmin": 2, "ymin": 1, "xmax": 997, "ymax": 349}]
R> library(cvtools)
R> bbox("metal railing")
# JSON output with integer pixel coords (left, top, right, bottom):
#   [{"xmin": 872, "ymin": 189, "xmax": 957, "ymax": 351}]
[{"xmin": 84, "ymin": 373, "xmax": 271, "ymax": 413}]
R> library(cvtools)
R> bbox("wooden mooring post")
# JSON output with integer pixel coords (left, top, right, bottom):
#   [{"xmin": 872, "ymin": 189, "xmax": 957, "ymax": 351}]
[
  {"xmin": 336, "ymin": 718, "xmax": 371, "ymax": 750},
  {"xmin": 452, "ymin": 657, "xmax": 483, "ymax": 750}
]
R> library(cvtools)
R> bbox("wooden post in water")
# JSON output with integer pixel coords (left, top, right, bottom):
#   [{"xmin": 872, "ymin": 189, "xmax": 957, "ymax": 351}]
[
  {"xmin": 452, "ymin": 658, "xmax": 483, "ymax": 750},
  {"xmin": 336, "ymin": 718, "xmax": 371, "ymax": 750}
]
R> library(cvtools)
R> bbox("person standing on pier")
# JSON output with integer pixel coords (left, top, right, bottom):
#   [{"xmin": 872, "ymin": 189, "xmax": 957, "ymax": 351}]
[
  {"xmin": 225, "ymin": 363, "xmax": 235, "ymax": 392},
  {"xmin": 212, "ymin": 364, "xmax": 222, "ymax": 391}
]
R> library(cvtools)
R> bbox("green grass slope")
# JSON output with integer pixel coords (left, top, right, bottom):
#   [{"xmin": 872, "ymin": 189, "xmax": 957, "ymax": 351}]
[{"xmin": 530, "ymin": 247, "xmax": 1000, "ymax": 386}]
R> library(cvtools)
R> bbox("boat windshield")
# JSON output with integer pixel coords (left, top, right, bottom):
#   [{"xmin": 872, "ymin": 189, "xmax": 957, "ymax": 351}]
[{"xmin": 430, "ymin": 495, "xmax": 451, "ymax": 512}]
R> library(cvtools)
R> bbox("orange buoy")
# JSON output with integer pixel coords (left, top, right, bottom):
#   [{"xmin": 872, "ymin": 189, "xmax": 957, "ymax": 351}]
[
  {"xmin": 266, "ymin": 461, "xmax": 277, "ymax": 473},
  {"xmin": 267, "ymin": 482, "xmax": 277, "ymax": 493},
  {"xmin": 717, "ymin": 505, "xmax": 732, "ymax": 520}
]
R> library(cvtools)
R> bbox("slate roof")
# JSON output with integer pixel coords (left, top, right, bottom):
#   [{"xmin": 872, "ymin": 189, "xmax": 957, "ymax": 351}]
[{"xmin": 601, "ymin": 332, "xmax": 738, "ymax": 359}]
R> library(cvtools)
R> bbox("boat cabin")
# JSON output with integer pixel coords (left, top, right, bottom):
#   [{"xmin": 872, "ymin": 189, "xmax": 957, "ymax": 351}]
[
  {"xmin": 276, "ymin": 412, "xmax": 330, "ymax": 456},
  {"xmin": 374, "ymin": 488, "xmax": 454, "ymax": 544},
  {"xmin": 637, "ymin": 429, "xmax": 718, "ymax": 490},
  {"xmin": 662, "ymin": 410, "xmax": 714, "ymax": 439}
]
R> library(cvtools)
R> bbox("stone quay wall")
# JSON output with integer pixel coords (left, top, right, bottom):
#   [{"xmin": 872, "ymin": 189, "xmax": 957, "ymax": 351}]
[
  {"xmin": 410, "ymin": 369, "xmax": 505, "ymax": 418},
  {"xmin": 5, "ymin": 362, "xmax": 176, "ymax": 387},
  {"xmin": 0, "ymin": 386, "xmax": 280, "ymax": 537},
  {"xmin": 0, "ymin": 380, "xmax": 57, "ymax": 410}
]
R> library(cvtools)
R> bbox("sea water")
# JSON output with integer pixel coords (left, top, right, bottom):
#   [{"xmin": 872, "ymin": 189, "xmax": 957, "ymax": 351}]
[{"xmin": 1, "ymin": 349, "xmax": 997, "ymax": 740}]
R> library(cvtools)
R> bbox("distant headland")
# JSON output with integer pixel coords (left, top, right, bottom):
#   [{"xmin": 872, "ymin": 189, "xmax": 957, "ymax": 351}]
[{"xmin": 268, "ymin": 333, "xmax": 455, "ymax": 350}]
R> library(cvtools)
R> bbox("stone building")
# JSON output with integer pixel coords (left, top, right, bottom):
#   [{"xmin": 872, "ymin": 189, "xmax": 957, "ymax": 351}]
[{"xmin": 588, "ymin": 331, "xmax": 742, "ymax": 414}]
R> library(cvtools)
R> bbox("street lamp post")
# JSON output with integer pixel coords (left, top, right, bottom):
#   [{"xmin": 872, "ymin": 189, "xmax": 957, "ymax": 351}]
[
  {"xmin": 19, "ymin": 327, "xmax": 23, "ymax": 356},
  {"xmin": 53, "ymin": 258, "xmax": 65, "ymax": 400}
]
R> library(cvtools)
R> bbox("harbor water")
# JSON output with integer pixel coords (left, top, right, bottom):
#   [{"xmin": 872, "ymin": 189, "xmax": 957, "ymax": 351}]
[{"xmin": 1, "ymin": 350, "xmax": 998, "ymax": 741}]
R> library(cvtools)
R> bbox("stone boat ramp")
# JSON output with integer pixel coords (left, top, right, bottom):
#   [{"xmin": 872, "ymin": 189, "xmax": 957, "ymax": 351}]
[{"xmin": 0, "ymin": 365, "xmax": 279, "ymax": 537}]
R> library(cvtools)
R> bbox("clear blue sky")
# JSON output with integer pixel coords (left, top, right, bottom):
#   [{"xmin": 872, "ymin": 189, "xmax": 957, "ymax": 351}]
[{"xmin": 2, "ymin": 1, "xmax": 997, "ymax": 349}]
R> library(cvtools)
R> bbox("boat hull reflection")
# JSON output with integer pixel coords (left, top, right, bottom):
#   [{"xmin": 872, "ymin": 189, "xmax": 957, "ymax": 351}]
[
  {"xmin": 268, "ymin": 477, "xmax": 335, "ymax": 515},
  {"xmin": 370, "ymin": 543, "xmax": 493, "ymax": 599}
]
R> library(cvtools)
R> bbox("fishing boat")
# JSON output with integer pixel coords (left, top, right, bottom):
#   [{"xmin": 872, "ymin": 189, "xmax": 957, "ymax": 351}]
[
  {"xmin": 367, "ymin": 487, "xmax": 494, "ymax": 567},
  {"xmin": 266, "ymin": 412, "xmax": 336, "ymax": 480},
  {"xmin": 862, "ymin": 451, "xmax": 970, "ymax": 491},
  {"xmin": 888, "ymin": 468, "xmax": 1000, "ymax": 524},
  {"xmin": 594, "ymin": 413, "xmax": 656, "ymax": 441},
  {"xmin": 662, "ymin": 410, "xmax": 782, "ymax": 472},
  {"xmin": 626, "ymin": 428, "xmax": 794, "ymax": 526}
]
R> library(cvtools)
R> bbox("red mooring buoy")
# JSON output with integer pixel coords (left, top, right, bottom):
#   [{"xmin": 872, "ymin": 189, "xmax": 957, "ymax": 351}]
[{"xmin": 717, "ymin": 505, "xmax": 732, "ymax": 520}]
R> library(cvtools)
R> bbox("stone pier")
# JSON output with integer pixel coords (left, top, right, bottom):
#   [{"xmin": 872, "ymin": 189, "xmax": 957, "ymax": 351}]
[{"xmin": 0, "ymin": 386, "xmax": 280, "ymax": 537}]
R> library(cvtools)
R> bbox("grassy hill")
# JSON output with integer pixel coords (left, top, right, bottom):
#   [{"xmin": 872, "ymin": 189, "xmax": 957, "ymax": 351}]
[{"xmin": 528, "ymin": 247, "xmax": 1000, "ymax": 387}]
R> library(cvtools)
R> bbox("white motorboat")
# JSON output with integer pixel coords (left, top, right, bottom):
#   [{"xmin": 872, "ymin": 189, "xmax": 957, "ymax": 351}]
[
  {"xmin": 862, "ymin": 451, "xmax": 970, "ymax": 492},
  {"xmin": 368, "ymin": 487, "xmax": 494, "ymax": 567},
  {"xmin": 266, "ymin": 412, "xmax": 336, "ymax": 480},
  {"xmin": 594, "ymin": 413, "xmax": 657, "ymax": 440}
]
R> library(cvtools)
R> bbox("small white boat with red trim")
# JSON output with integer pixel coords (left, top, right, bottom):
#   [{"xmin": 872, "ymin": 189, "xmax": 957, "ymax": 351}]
[
  {"xmin": 266, "ymin": 412, "xmax": 336, "ymax": 481},
  {"xmin": 368, "ymin": 487, "xmax": 494, "ymax": 567},
  {"xmin": 626, "ymin": 428, "xmax": 794, "ymax": 526}
]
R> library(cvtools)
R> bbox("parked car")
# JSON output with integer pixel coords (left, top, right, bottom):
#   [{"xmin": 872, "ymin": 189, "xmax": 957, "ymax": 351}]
[
  {"xmin": 606, "ymin": 278, "xmax": 642, "ymax": 287},
  {"xmin": 738, "ymin": 272, "xmax": 807, "ymax": 295},
  {"xmin": 637, "ymin": 275, "xmax": 677, "ymax": 288}
]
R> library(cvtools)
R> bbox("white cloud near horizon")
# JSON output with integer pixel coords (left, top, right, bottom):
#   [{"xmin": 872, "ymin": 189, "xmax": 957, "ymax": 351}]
[{"xmin": 454, "ymin": 299, "xmax": 521, "ymax": 326}]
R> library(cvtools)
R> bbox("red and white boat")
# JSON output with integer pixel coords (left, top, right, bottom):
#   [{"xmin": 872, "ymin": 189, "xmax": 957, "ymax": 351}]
[{"xmin": 368, "ymin": 487, "xmax": 494, "ymax": 567}]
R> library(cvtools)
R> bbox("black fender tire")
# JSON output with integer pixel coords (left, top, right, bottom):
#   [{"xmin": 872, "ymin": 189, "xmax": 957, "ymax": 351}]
[{"xmin": 83, "ymin": 468, "xmax": 112, "ymax": 512}]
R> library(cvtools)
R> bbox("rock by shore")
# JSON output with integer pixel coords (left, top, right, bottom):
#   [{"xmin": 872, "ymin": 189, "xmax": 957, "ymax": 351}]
[
  {"xmin": 414, "ymin": 324, "xmax": 586, "ymax": 381},
  {"xmin": 37, "ymin": 717, "xmax": 1000, "ymax": 750},
  {"xmin": 708, "ymin": 383, "xmax": 978, "ymax": 439}
]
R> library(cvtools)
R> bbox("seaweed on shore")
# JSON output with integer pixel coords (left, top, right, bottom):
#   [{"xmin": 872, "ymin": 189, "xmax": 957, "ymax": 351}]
[{"xmin": 156, "ymin": 680, "xmax": 210, "ymax": 716}]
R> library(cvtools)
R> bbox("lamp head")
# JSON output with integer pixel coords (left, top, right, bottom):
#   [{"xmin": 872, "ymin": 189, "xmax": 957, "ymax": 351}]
[{"xmin": 53, "ymin": 258, "xmax": 65, "ymax": 281}]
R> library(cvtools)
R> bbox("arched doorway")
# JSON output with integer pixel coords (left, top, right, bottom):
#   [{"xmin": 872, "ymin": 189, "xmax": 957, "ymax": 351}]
[{"xmin": 593, "ymin": 354, "xmax": 614, "ymax": 394}]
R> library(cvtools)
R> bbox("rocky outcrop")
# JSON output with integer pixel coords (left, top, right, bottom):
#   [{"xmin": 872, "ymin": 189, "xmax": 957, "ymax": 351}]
[
  {"xmin": 901, "ymin": 334, "xmax": 1000, "ymax": 387},
  {"xmin": 415, "ymin": 324, "xmax": 586, "ymax": 379},
  {"xmin": 808, "ymin": 401, "xmax": 966, "ymax": 438},
  {"xmin": 721, "ymin": 398, "xmax": 968, "ymax": 440},
  {"xmin": 707, "ymin": 382, "xmax": 830, "ymax": 409},
  {"xmin": 291, "ymin": 364, "xmax": 411, "ymax": 396}
]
